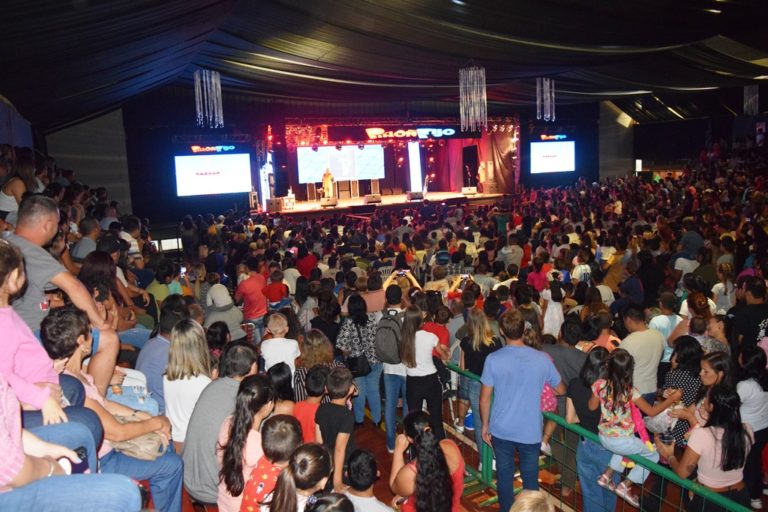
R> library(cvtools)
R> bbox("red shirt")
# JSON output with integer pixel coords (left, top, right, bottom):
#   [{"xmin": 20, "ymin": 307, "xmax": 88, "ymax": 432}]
[
  {"xmin": 262, "ymin": 282, "xmax": 289, "ymax": 303},
  {"xmin": 293, "ymin": 400, "xmax": 320, "ymax": 443},
  {"xmin": 296, "ymin": 254, "xmax": 318, "ymax": 279},
  {"xmin": 240, "ymin": 456, "xmax": 282, "ymax": 511},
  {"xmin": 422, "ymin": 322, "xmax": 449, "ymax": 357},
  {"xmin": 235, "ymin": 274, "xmax": 268, "ymax": 320}
]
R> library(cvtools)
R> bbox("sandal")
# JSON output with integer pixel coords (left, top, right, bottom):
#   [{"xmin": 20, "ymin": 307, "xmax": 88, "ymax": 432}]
[
  {"xmin": 614, "ymin": 481, "xmax": 640, "ymax": 508},
  {"xmin": 596, "ymin": 473, "xmax": 615, "ymax": 491}
]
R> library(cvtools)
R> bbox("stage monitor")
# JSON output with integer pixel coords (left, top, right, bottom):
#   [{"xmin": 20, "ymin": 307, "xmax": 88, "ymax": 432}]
[
  {"xmin": 530, "ymin": 141, "xmax": 575, "ymax": 174},
  {"xmin": 174, "ymin": 153, "xmax": 252, "ymax": 197},
  {"xmin": 297, "ymin": 144, "xmax": 385, "ymax": 184}
]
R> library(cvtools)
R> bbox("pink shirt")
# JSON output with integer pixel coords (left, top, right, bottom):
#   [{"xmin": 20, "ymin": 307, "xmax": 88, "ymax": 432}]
[
  {"xmin": 0, "ymin": 373, "xmax": 25, "ymax": 491},
  {"xmin": 688, "ymin": 425, "xmax": 752, "ymax": 488},
  {"xmin": 0, "ymin": 307, "xmax": 58, "ymax": 409},
  {"xmin": 217, "ymin": 416, "xmax": 264, "ymax": 512}
]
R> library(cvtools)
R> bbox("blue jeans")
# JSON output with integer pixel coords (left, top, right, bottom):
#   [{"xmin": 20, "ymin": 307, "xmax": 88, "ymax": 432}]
[
  {"xmin": 0, "ymin": 473, "xmax": 140, "ymax": 511},
  {"xmin": 466, "ymin": 378, "xmax": 483, "ymax": 451},
  {"xmin": 384, "ymin": 372, "xmax": 408, "ymax": 451},
  {"xmin": 108, "ymin": 387, "xmax": 161, "ymax": 416},
  {"xmin": 119, "ymin": 326, "xmax": 152, "ymax": 349},
  {"xmin": 100, "ymin": 448, "xmax": 183, "ymax": 512},
  {"xmin": 353, "ymin": 363, "xmax": 383, "ymax": 424},
  {"xmin": 577, "ymin": 438, "xmax": 619, "ymax": 512},
  {"xmin": 493, "ymin": 435, "xmax": 540, "ymax": 512},
  {"xmin": 600, "ymin": 434, "xmax": 659, "ymax": 484},
  {"xmin": 28, "ymin": 421, "xmax": 98, "ymax": 475},
  {"xmin": 246, "ymin": 316, "xmax": 265, "ymax": 344},
  {"xmin": 22, "ymin": 375, "xmax": 104, "ymax": 461}
]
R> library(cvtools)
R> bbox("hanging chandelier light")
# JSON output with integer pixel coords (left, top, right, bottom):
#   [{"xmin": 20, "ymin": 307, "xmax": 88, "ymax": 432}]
[
  {"xmin": 459, "ymin": 63, "xmax": 488, "ymax": 132},
  {"xmin": 536, "ymin": 77, "xmax": 556, "ymax": 122},
  {"xmin": 194, "ymin": 69, "xmax": 224, "ymax": 128}
]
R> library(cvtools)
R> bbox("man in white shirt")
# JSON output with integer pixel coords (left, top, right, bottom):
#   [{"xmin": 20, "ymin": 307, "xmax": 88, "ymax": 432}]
[
  {"xmin": 620, "ymin": 304, "xmax": 665, "ymax": 402},
  {"xmin": 259, "ymin": 312, "xmax": 300, "ymax": 375}
]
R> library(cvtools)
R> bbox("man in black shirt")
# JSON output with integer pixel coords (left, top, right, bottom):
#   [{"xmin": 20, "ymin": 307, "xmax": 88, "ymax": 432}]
[{"xmin": 732, "ymin": 277, "xmax": 768, "ymax": 358}]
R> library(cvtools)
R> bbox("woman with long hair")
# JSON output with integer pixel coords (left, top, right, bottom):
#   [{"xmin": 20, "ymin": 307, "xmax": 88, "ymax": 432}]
[
  {"xmin": 579, "ymin": 287, "xmax": 608, "ymax": 322},
  {"xmin": 458, "ymin": 308, "xmax": 503, "ymax": 449},
  {"xmin": 712, "ymin": 263, "xmax": 736, "ymax": 314},
  {"xmin": 0, "ymin": 157, "xmax": 37, "ymax": 219},
  {"xmin": 293, "ymin": 329, "xmax": 342, "ymax": 402},
  {"xmin": 218, "ymin": 374, "xmax": 275, "ymax": 512},
  {"xmin": 670, "ymin": 351, "xmax": 733, "ymax": 431},
  {"xmin": 541, "ymin": 278, "xmax": 565, "ymax": 336},
  {"xmin": 661, "ymin": 336, "xmax": 703, "ymax": 447},
  {"xmin": 268, "ymin": 443, "xmax": 332, "ymax": 512},
  {"xmin": 295, "ymin": 276, "xmax": 318, "ymax": 332},
  {"xmin": 163, "ymin": 319, "xmax": 212, "ymax": 452},
  {"xmin": 565, "ymin": 347, "xmax": 617, "ymax": 512},
  {"xmin": 390, "ymin": 411, "xmax": 465, "ymax": 512},
  {"xmin": 400, "ymin": 305, "xmax": 450, "ymax": 439},
  {"xmin": 736, "ymin": 347, "xmax": 768, "ymax": 506},
  {"xmin": 267, "ymin": 362, "xmax": 296, "ymax": 416},
  {"xmin": 656, "ymin": 385, "xmax": 753, "ymax": 510},
  {"xmin": 336, "ymin": 294, "xmax": 381, "ymax": 425}
]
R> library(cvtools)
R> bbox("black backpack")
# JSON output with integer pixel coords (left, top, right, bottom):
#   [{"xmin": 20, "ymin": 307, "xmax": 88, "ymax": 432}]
[{"xmin": 375, "ymin": 309, "xmax": 403, "ymax": 364}]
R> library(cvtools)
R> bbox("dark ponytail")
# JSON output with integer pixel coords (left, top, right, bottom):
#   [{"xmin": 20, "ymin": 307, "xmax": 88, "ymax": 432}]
[
  {"xmin": 403, "ymin": 411, "xmax": 453, "ymax": 512},
  {"xmin": 549, "ymin": 279, "xmax": 563, "ymax": 303},
  {"xmin": 220, "ymin": 374, "xmax": 275, "ymax": 496},
  {"xmin": 270, "ymin": 443, "xmax": 332, "ymax": 512},
  {"xmin": 705, "ymin": 384, "xmax": 752, "ymax": 471}
]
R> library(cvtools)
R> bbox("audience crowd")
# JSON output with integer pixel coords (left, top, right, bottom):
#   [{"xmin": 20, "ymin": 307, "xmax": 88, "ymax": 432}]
[{"xmin": 1, "ymin": 140, "xmax": 768, "ymax": 512}]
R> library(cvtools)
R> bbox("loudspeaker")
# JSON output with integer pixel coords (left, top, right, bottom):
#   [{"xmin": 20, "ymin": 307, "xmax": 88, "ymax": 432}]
[
  {"xmin": 363, "ymin": 193, "xmax": 381, "ymax": 204},
  {"xmin": 266, "ymin": 198, "xmax": 282, "ymax": 213},
  {"xmin": 406, "ymin": 191, "xmax": 423, "ymax": 201},
  {"xmin": 320, "ymin": 197, "xmax": 338, "ymax": 208},
  {"xmin": 461, "ymin": 186, "xmax": 478, "ymax": 196}
]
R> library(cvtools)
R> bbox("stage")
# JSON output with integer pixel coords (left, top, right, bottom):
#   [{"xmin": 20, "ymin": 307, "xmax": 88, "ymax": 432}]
[{"xmin": 261, "ymin": 191, "xmax": 504, "ymax": 217}]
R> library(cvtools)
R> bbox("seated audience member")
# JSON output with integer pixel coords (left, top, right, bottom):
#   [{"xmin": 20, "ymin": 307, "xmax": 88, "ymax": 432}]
[
  {"xmin": 293, "ymin": 365, "xmax": 330, "ymax": 443},
  {"xmin": 218, "ymin": 374, "xmax": 276, "ymax": 512},
  {"xmin": 136, "ymin": 295, "xmax": 189, "ymax": 414},
  {"xmin": 345, "ymin": 449, "xmax": 394, "ymax": 511},
  {"xmin": 263, "ymin": 269, "xmax": 290, "ymax": 310},
  {"xmin": 239, "ymin": 414, "xmax": 303, "ymax": 510},
  {"xmin": 260, "ymin": 312, "xmax": 301, "ymax": 374},
  {"xmin": 146, "ymin": 258, "xmax": 176, "ymax": 307},
  {"xmin": 267, "ymin": 362, "xmax": 295, "ymax": 416},
  {"xmin": 5, "ymin": 195, "xmax": 117, "ymax": 395},
  {"xmin": 70, "ymin": 216, "xmax": 100, "ymax": 263},
  {"xmin": 183, "ymin": 343, "xmax": 258, "ymax": 505},
  {"xmin": 509, "ymin": 491, "xmax": 555, "ymax": 512},
  {"xmin": 0, "ymin": 371, "xmax": 142, "ymax": 511},
  {"xmin": 316, "ymin": 367, "xmax": 358, "ymax": 492},
  {"xmin": 267, "ymin": 443, "xmax": 333, "ymax": 512},
  {"xmin": 205, "ymin": 283, "xmax": 247, "ymax": 341},
  {"xmin": 390, "ymin": 410, "xmax": 465, "ymax": 512},
  {"xmin": 163, "ymin": 319, "xmax": 213, "ymax": 453},
  {"xmin": 41, "ymin": 306, "xmax": 184, "ymax": 512}
]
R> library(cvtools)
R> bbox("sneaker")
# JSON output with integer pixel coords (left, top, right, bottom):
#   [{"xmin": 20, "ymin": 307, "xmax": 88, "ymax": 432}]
[
  {"xmin": 541, "ymin": 441, "xmax": 552, "ymax": 456},
  {"xmin": 751, "ymin": 499, "xmax": 763, "ymax": 510},
  {"xmin": 387, "ymin": 447, "xmax": 394, "ymax": 455},
  {"xmin": 453, "ymin": 419, "xmax": 464, "ymax": 434}
]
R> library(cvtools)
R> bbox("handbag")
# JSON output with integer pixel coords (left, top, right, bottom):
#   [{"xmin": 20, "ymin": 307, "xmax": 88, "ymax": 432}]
[
  {"xmin": 110, "ymin": 415, "xmax": 168, "ymax": 461},
  {"xmin": 347, "ymin": 324, "xmax": 372, "ymax": 378}
]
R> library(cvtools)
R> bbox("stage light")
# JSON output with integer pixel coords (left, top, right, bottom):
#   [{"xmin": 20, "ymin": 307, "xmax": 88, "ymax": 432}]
[
  {"xmin": 312, "ymin": 145, "xmax": 318, "ymax": 152},
  {"xmin": 428, "ymin": 156, "xmax": 435, "ymax": 163},
  {"xmin": 358, "ymin": 143, "xmax": 365, "ymax": 150},
  {"xmin": 430, "ymin": 173, "xmax": 435, "ymax": 178},
  {"xmin": 335, "ymin": 143, "xmax": 342, "ymax": 151}
]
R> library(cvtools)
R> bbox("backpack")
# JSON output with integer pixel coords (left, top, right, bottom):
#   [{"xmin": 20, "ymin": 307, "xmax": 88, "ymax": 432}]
[
  {"xmin": 375, "ymin": 309, "xmax": 403, "ymax": 364},
  {"xmin": 435, "ymin": 249, "xmax": 450, "ymax": 266}
]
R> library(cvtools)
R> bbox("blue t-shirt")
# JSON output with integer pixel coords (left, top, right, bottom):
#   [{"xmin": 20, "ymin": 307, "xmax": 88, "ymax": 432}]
[
  {"xmin": 135, "ymin": 335, "xmax": 170, "ymax": 414},
  {"xmin": 481, "ymin": 345, "xmax": 561, "ymax": 444}
]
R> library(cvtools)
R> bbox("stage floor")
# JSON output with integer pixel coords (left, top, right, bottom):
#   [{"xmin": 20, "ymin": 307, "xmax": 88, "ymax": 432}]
[{"xmin": 276, "ymin": 191, "xmax": 504, "ymax": 215}]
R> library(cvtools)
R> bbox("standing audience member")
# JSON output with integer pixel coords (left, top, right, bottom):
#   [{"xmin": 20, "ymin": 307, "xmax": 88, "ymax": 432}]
[
  {"xmin": 183, "ymin": 343, "xmax": 258, "ymax": 505},
  {"xmin": 293, "ymin": 329, "xmax": 339, "ymax": 402},
  {"xmin": 345, "ymin": 449, "xmax": 394, "ymax": 511},
  {"xmin": 235, "ymin": 257, "xmax": 268, "ymax": 343},
  {"xmin": 380, "ymin": 285, "xmax": 408, "ymax": 454},
  {"xmin": 267, "ymin": 362, "xmax": 296, "ymax": 416},
  {"xmin": 619, "ymin": 304, "xmax": 665, "ymax": 403},
  {"xmin": 293, "ymin": 365, "xmax": 329, "ymax": 443},
  {"xmin": 260, "ymin": 312, "xmax": 301, "ymax": 375},
  {"xmin": 163, "ymin": 318, "xmax": 213, "ymax": 452},
  {"xmin": 736, "ymin": 347, "xmax": 768, "ymax": 507},
  {"xmin": 480, "ymin": 309, "xmax": 565, "ymax": 512},
  {"xmin": 316, "ymin": 367, "xmax": 357, "ymax": 493}
]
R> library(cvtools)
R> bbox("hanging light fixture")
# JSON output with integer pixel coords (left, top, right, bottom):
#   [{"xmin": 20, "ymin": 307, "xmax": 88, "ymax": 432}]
[
  {"xmin": 194, "ymin": 69, "xmax": 224, "ymax": 128},
  {"xmin": 536, "ymin": 77, "xmax": 556, "ymax": 122},
  {"xmin": 459, "ymin": 63, "xmax": 488, "ymax": 132}
]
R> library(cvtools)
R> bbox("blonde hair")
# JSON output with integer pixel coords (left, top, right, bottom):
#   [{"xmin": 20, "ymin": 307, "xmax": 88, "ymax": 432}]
[
  {"xmin": 166, "ymin": 319, "xmax": 211, "ymax": 380},
  {"xmin": 509, "ymin": 491, "xmax": 554, "ymax": 512},
  {"xmin": 191, "ymin": 262, "xmax": 207, "ymax": 300},
  {"xmin": 301, "ymin": 329, "xmax": 334, "ymax": 368},
  {"xmin": 267, "ymin": 312, "xmax": 288, "ymax": 334},
  {"xmin": 467, "ymin": 308, "xmax": 494, "ymax": 352}
]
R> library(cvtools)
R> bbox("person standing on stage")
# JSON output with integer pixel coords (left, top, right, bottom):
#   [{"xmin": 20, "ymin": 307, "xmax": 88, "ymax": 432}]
[{"xmin": 322, "ymin": 168, "xmax": 334, "ymax": 198}]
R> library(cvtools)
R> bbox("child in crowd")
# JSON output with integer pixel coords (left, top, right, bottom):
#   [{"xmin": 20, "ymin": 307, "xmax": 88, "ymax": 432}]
[
  {"xmin": 239, "ymin": 415, "xmax": 302, "ymax": 511},
  {"xmin": 293, "ymin": 365, "xmax": 329, "ymax": 443},
  {"xmin": 315, "ymin": 367, "xmax": 357, "ymax": 492},
  {"xmin": 541, "ymin": 276, "xmax": 565, "ymax": 336},
  {"xmin": 592, "ymin": 349, "xmax": 682, "ymax": 506},
  {"xmin": 344, "ymin": 449, "xmax": 394, "ymax": 511},
  {"xmin": 263, "ymin": 269, "xmax": 291, "ymax": 311},
  {"xmin": 266, "ymin": 443, "xmax": 332, "ymax": 512},
  {"xmin": 259, "ymin": 313, "xmax": 301, "ymax": 375}
]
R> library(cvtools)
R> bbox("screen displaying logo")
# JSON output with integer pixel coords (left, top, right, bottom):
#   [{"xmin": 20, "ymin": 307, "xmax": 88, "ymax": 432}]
[{"xmin": 190, "ymin": 145, "xmax": 236, "ymax": 153}]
